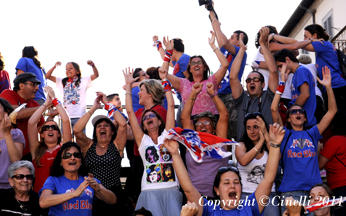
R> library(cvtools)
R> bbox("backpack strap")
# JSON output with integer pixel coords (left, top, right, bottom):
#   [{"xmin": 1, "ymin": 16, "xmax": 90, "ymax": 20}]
[{"xmin": 335, "ymin": 155, "xmax": 346, "ymax": 168}]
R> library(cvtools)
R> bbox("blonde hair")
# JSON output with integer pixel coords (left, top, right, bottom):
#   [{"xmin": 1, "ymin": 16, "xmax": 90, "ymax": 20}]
[{"xmin": 139, "ymin": 79, "xmax": 165, "ymax": 105}]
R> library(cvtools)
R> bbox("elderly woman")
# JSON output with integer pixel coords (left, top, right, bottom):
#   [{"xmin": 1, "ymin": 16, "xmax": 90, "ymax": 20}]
[
  {"xmin": 180, "ymin": 82, "xmax": 229, "ymax": 197},
  {"xmin": 73, "ymin": 95, "xmax": 132, "ymax": 215},
  {"xmin": 124, "ymin": 56, "xmax": 182, "ymax": 216},
  {"xmin": 28, "ymin": 86, "xmax": 72, "ymax": 193},
  {"xmin": 0, "ymin": 98, "xmax": 25, "ymax": 190},
  {"xmin": 162, "ymin": 31, "xmax": 229, "ymax": 117},
  {"xmin": 39, "ymin": 142, "xmax": 116, "ymax": 215},
  {"xmin": 0, "ymin": 160, "xmax": 43, "ymax": 215}
]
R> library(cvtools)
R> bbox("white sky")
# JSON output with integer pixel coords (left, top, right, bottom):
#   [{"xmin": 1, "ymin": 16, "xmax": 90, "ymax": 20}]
[{"xmin": 1, "ymin": 0, "xmax": 302, "ymax": 165}]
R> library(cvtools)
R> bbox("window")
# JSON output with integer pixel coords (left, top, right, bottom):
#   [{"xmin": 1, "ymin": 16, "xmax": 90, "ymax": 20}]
[{"xmin": 322, "ymin": 10, "xmax": 333, "ymax": 38}]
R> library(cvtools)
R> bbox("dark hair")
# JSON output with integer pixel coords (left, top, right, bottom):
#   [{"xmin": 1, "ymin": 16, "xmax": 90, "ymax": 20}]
[
  {"xmin": 273, "ymin": 49, "xmax": 299, "ymax": 63},
  {"xmin": 146, "ymin": 164, "xmax": 161, "ymax": 183},
  {"xmin": 239, "ymin": 113, "xmax": 268, "ymax": 153},
  {"xmin": 146, "ymin": 66, "xmax": 160, "ymax": 80},
  {"xmin": 193, "ymin": 111, "xmax": 217, "ymax": 129},
  {"xmin": 286, "ymin": 104, "xmax": 307, "ymax": 130},
  {"xmin": 133, "ymin": 207, "xmax": 153, "ymax": 216},
  {"xmin": 92, "ymin": 118, "xmax": 117, "ymax": 143},
  {"xmin": 213, "ymin": 166, "xmax": 242, "ymax": 197},
  {"xmin": 106, "ymin": 93, "xmax": 119, "ymax": 102},
  {"xmin": 145, "ymin": 146, "xmax": 159, "ymax": 162},
  {"xmin": 22, "ymin": 46, "xmax": 42, "ymax": 68},
  {"xmin": 309, "ymin": 183, "xmax": 335, "ymax": 215},
  {"xmin": 0, "ymin": 98, "xmax": 15, "ymax": 127},
  {"xmin": 0, "ymin": 52, "xmax": 4, "ymax": 71},
  {"xmin": 50, "ymin": 142, "xmax": 88, "ymax": 177},
  {"xmin": 172, "ymin": 38, "xmax": 184, "ymax": 53},
  {"xmin": 304, "ymin": 24, "xmax": 330, "ymax": 41},
  {"xmin": 133, "ymin": 68, "xmax": 143, "ymax": 79},
  {"xmin": 248, "ymin": 71, "xmax": 265, "ymax": 83},
  {"xmin": 255, "ymin": 26, "xmax": 278, "ymax": 48},
  {"xmin": 35, "ymin": 120, "xmax": 62, "ymax": 167},
  {"xmin": 62, "ymin": 62, "xmax": 82, "ymax": 87},
  {"xmin": 161, "ymin": 163, "xmax": 174, "ymax": 182},
  {"xmin": 186, "ymin": 55, "xmax": 210, "ymax": 82},
  {"xmin": 140, "ymin": 110, "xmax": 165, "ymax": 135},
  {"xmin": 234, "ymin": 30, "xmax": 248, "ymax": 45}
]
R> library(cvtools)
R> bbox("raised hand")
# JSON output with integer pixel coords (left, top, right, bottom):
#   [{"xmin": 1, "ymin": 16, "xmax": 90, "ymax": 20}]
[
  {"xmin": 47, "ymin": 108, "xmax": 59, "ymax": 119},
  {"xmin": 256, "ymin": 116, "xmax": 268, "ymax": 135},
  {"xmin": 279, "ymin": 63, "xmax": 290, "ymax": 82},
  {"xmin": 180, "ymin": 201, "xmax": 198, "ymax": 216},
  {"xmin": 158, "ymin": 67, "xmax": 168, "ymax": 80},
  {"xmin": 153, "ymin": 35, "xmax": 159, "ymax": 42},
  {"xmin": 54, "ymin": 61, "xmax": 61, "ymax": 68},
  {"xmin": 1, "ymin": 114, "xmax": 12, "ymax": 135},
  {"xmin": 85, "ymin": 173, "xmax": 100, "ymax": 192},
  {"xmin": 206, "ymin": 83, "xmax": 215, "ymax": 96},
  {"xmin": 44, "ymin": 86, "xmax": 56, "ymax": 100},
  {"xmin": 163, "ymin": 36, "xmax": 174, "ymax": 50},
  {"xmin": 87, "ymin": 60, "xmax": 94, "ymax": 66},
  {"xmin": 122, "ymin": 67, "xmax": 139, "ymax": 84},
  {"xmin": 163, "ymin": 138, "xmax": 179, "ymax": 156},
  {"xmin": 259, "ymin": 27, "xmax": 270, "ymax": 46},
  {"xmin": 269, "ymin": 123, "xmax": 285, "ymax": 144},
  {"xmin": 92, "ymin": 95, "xmax": 102, "ymax": 110},
  {"xmin": 96, "ymin": 92, "xmax": 108, "ymax": 105},
  {"xmin": 239, "ymin": 33, "xmax": 247, "ymax": 50},
  {"xmin": 316, "ymin": 66, "xmax": 331, "ymax": 87},
  {"xmin": 191, "ymin": 83, "xmax": 203, "ymax": 96},
  {"xmin": 208, "ymin": 30, "xmax": 216, "ymax": 47}
]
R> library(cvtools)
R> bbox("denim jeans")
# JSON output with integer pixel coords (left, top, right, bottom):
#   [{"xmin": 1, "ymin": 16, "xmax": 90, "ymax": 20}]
[
  {"xmin": 280, "ymin": 190, "xmax": 313, "ymax": 216},
  {"xmin": 61, "ymin": 117, "xmax": 85, "ymax": 134},
  {"xmin": 241, "ymin": 192, "xmax": 280, "ymax": 216}
]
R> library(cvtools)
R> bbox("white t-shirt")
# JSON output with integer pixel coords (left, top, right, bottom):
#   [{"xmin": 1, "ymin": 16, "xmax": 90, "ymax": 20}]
[
  {"xmin": 300, "ymin": 63, "xmax": 324, "ymax": 102},
  {"xmin": 238, "ymin": 150, "xmax": 276, "ymax": 193},
  {"xmin": 138, "ymin": 130, "xmax": 179, "ymax": 191},
  {"xmin": 56, "ymin": 76, "xmax": 92, "ymax": 118}
]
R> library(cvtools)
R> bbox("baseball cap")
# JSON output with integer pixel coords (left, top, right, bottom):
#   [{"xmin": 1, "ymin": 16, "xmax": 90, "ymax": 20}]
[{"xmin": 13, "ymin": 72, "xmax": 41, "ymax": 86}]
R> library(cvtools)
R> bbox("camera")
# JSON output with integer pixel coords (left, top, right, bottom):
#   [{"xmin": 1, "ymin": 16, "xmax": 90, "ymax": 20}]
[{"xmin": 198, "ymin": 0, "xmax": 213, "ymax": 11}]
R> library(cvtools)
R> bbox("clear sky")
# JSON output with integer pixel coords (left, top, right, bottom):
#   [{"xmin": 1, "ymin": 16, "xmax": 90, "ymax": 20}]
[{"xmin": 1, "ymin": 0, "xmax": 302, "ymax": 165}]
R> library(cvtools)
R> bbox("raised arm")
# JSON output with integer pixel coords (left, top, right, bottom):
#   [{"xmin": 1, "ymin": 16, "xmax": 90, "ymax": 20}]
[
  {"xmin": 255, "ymin": 123, "xmax": 285, "ymax": 213},
  {"xmin": 317, "ymin": 66, "xmax": 337, "ymax": 134},
  {"xmin": 269, "ymin": 34, "xmax": 316, "ymax": 52},
  {"xmin": 259, "ymin": 27, "xmax": 278, "ymax": 93},
  {"xmin": 162, "ymin": 36, "xmax": 181, "ymax": 89},
  {"xmin": 180, "ymin": 83, "xmax": 203, "ymax": 130},
  {"xmin": 2, "ymin": 114, "xmax": 22, "ymax": 162},
  {"xmin": 229, "ymin": 34, "xmax": 246, "ymax": 100},
  {"xmin": 210, "ymin": 18, "xmax": 236, "ymax": 55},
  {"xmin": 87, "ymin": 60, "xmax": 99, "ymax": 81},
  {"xmin": 124, "ymin": 68, "xmax": 144, "ymax": 146},
  {"xmin": 153, "ymin": 35, "xmax": 174, "ymax": 68},
  {"xmin": 209, "ymin": 31, "xmax": 229, "ymax": 85},
  {"xmin": 45, "ymin": 61, "xmax": 60, "ymax": 83},
  {"xmin": 85, "ymin": 173, "xmax": 116, "ymax": 204},
  {"xmin": 206, "ymin": 83, "xmax": 228, "ymax": 138},
  {"xmin": 164, "ymin": 138, "xmax": 203, "ymax": 216}
]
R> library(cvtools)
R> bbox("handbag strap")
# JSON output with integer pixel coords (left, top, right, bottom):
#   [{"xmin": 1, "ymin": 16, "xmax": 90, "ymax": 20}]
[{"xmin": 335, "ymin": 155, "xmax": 346, "ymax": 168}]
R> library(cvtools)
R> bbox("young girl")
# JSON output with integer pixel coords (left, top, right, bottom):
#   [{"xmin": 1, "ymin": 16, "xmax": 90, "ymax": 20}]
[{"xmin": 45, "ymin": 61, "xmax": 99, "ymax": 129}]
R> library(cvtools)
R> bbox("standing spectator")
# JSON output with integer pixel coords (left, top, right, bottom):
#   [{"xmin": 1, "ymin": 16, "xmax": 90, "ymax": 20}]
[
  {"xmin": 45, "ymin": 60, "xmax": 99, "ymax": 131},
  {"xmin": 0, "ymin": 73, "xmax": 45, "ymax": 161},
  {"xmin": 0, "ymin": 52, "xmax": 11, "ymax": 93},
  {"xmin": 15, "ymin": 46, "xmax": 46, "ymax": 105}
]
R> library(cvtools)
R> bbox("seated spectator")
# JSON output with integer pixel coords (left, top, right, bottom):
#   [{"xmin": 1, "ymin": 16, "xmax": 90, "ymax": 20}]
[
  {"xmin": 0, "ymin": 98, "xmax": 25, "ymax": 190},
  {"xmin": 39, "ymin": 142, "xmax": 116, "ymax": 215},
  {"xmin": 0, "ymin": 160, "xmax": 43, "ymax": 215},
  {"xmin": 271, "ymin": 66, "xmax": 337, "ymax": 214},
  {"xmin": 164, "ymin": 123, "xmax": 285, "ymax": 215},
  {"xmin": 235, "ymin": 113, "xmax": 279, "ymax": 215},
  {"xmin": 0, "ymin": 73, "xmax": 45, "ymax": 161},
  {"xmin": 0, "ymin": 52, "xmax": 11, "ymax": 93},
  {"xmin": 28, "ymin": 86, "xmax": 72, "ymax": 193},
  {"xmin": 180, "ymin": 82, "xmax": 229, "ymax": 197}
]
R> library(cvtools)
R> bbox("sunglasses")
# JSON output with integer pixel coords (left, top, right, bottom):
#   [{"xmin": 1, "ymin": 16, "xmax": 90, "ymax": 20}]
[
  {"xmin": 143, "ymin": 113, "xmax": 157, "ymax": 121},
  {"xmin": 62, "ymin": 152, "xmax": 82, "ymax": 159},
  {"xmin": 218, "ymin": 166, "xmax": 239, "ymax": 174},
  {"xmin": 245, "ymin": 112, "xmax": 261, "ymax": 119},
  {"xmin": 289, "ymin": 109, "xmax": 306, "ymax": 115},
  {"xmin": 195, "ymin": 121, "xmax": 211, "ymax": 127},
  {"xmin": 42, "ymin": 125, "xmax": 59, "ymax": 132},
  {"xmin": 190, "ymin": 61, "xmax": 203, "ymax": 66},
  {"xmin": 245, "ymin": 77, "xmax": 263, "ymax": 84},
  {"xmin": 11, "ymin": 174, "xmax": 34, "ymax": 180}
]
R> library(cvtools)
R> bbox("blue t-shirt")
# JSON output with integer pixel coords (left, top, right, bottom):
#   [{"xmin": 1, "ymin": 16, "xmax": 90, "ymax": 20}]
[
  {"xmin": 172, "ymin": 53, "xmax": 190, "ymax": 78},
  {"xmin": 15, "ymin": 57, "xmax": 47, "ymax": 101},
  {"xmin": 313, "ymin": 41, "xmax": 346, "ymax": 89},
  {"xmin": 279, "ymin": 126, "xmax": 322, "ymax": 193},
  {"xmin": 40, "ymin": 175, "xmax": 101, "ymax": 216},
  {"xmin": 202, "ymin": 192, "xmax": 261, "ymax": 216},
  {"xmin": 289, "ymin": 66, "xmax": 317, "ymax": 127},
  {"xmin": 218, "ymin": 46, "xmax": 247, "ymax": 94}
]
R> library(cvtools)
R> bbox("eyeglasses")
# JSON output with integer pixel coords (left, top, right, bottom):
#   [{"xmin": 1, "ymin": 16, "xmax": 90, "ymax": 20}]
[
  {"xmin": 245, "ymin": 112, "xmax": 261, "ymax": 119},
  {"xmin": 143, "ymin": 113, "xmax": 156, "ymax": 121},
  {"xmin": 218, "ymin": 166, "xmax": 239, "ymax": 174},
  {"xmin": 195, "ymin": 121, "xmax": 211, "ymax": 127},
  {"xmin": 41, "ymin": 125, "xmax": 59, "ymax": 132},
  {"xmin": 24, "ymin": 82, "xmax": 39, "ymax": 87},
  {"xmin": 62, "ymin": 152, "xmax": 82, "ymax": 159},
  {"xmin": 190, "ymin": 61, "xmax": 203, "ymax": 66},
  {"xmin": 245, "ymin": 77, "xmax": 263, "ymax": 84},
  {"xmin": 289, "ymin": 109, "xmax": 306, "ymax": 115},
  {"xmin": 11, "ymin": 174, "xmax": 34, "ymax": 180}
]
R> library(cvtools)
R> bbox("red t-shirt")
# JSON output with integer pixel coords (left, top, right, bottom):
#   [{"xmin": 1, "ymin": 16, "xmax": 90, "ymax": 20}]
[
  {"xmin": 0, "ymin": 90, "xmax": 45, "ymax": 156},
  {"xmin": 320, "ymin": 135, "xmax": 346, "ymax": 190},
  {"xmin": 33, "ymin": 144, "xmax": 61, "ymax": 193},
  {"xmin": 133, "ymin": 104, "xmax": 167, "ymax": 156}
]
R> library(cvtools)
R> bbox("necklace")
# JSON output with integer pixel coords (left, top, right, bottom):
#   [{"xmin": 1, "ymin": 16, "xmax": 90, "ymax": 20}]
[
  {"xmin": 98, "ymin": 143, "xmax": 107, "ymax": 148},
  {"xmin": 16, "ymin": 199, "xmax": 28, "ymax": 213}
]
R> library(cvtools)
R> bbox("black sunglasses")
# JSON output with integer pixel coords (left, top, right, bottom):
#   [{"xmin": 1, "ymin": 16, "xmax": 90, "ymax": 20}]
[
  {"xmin": 62, "ymin": 152, "xmax": 82, "ymax": 159},
  {"xmin": 42, "ymin": 125, "xmax": 59, "ymax": 132},
  {"xmin": 11, "ymin": 174, "xmax": 34, "ymax": 180},
  {"xmin": 245, "ymin": 77, "xmax": 263, "ymax": 84},
  {"xmin": 289, "ymin": 109, "xmax": 306, "ymax": 115},
  {"xmin": 218, "ymin": 166, "xmax": 239, "ymax": 174}
]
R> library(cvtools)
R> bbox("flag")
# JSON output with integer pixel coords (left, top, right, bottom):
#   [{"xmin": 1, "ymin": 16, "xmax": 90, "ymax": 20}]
[
  {"xmin": 166, "ymin": 127, "xmax": 238, "ymax": 163},
  {"xmin": 305, "ymin": 197, "xmax": 346, "ymax": 213}
]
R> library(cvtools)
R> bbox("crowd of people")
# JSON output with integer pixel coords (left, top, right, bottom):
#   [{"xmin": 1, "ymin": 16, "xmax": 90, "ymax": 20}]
[{"xmin": 0, "ymin": 2, "xmax": 346, "ymax": 216}]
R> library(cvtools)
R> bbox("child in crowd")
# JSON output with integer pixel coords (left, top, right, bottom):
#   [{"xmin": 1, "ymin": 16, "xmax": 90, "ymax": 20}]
[{"xmin": 45, "ymin": 60, "xmax": 99, "ymax": 129}]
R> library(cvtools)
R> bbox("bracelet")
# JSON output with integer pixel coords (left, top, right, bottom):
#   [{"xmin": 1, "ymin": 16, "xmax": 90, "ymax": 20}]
[
  {"xmin": 162, "ymin": 80, "xmax": 172, "ymax": 92},
  {"xmin": 210, "ymin": 92, "xmax": 217, "ymax": 98},
  {"xmin": 254, "ymin": 147, "xmax": 259, "ymax": 152},
  {"xmin": 88, "ymin": 111, "xmax": 93, "ymax": 116},
  {"xmin": 91, "ymin": 63, "xmax": 94, "ymax": 66},
  {"xmin": 270, "ymin": 142, "xmax": 281, "ymax": 148},
  {"xmin": 42, "ymin": 104, "xmax": 47, "ymax": 108},
  {"xmin": 276, "ymin": 81, "xmax": 286, "ymax": 95},
  {"xmin": 212, "ymin": 47, "xmax": 218, "ymax": 52},
  {"xmin": 164, "ymin": 50, "xmax": 173, "ymax": 62},
  {"xmin": 52, "ymin": 98, "xmax": 61, "ymax": 107},
  {"xmin": 125, "ymin": 92, "xmax": 132, "ymax": 95}
]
